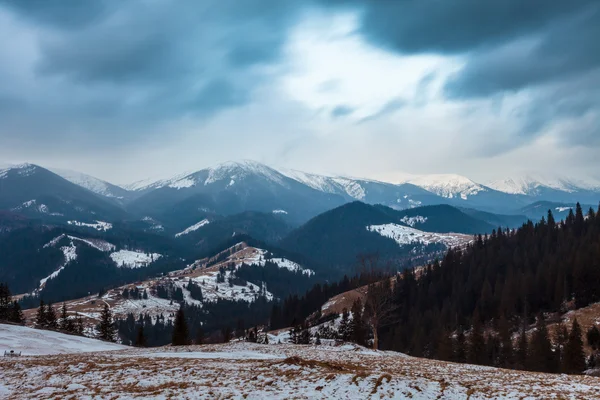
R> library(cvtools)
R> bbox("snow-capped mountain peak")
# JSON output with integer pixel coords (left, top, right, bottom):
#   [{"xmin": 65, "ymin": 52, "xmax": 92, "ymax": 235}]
[
  {"xmin": 405, "ymin": 174, "xmax": 487, "ymax": 200},
  {"xmin": 0, "ymin": 163, "xmax": 38, "ymax": 179},
  {"xmin": 49, "ymin": 168, "xmax": 127, "ymax": 199},
  {"xmin": 487, "ymin": 173, "xmax": 600, "ymax": 195}
]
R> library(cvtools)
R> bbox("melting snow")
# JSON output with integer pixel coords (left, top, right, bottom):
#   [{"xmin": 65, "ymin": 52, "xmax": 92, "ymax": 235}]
[
  {"xmin": 175, "ymin": 219, "xmax": 210, "ymax": 237},
  {"xmin": 67, "ymin": 220, "xmax": 112, "ymax": 231},
  {"xmin": 367, "ymin": 224, "xmax": 472, "ymax": 248},
  {"xmin": 400, "ymin": 215, "xmax": 427, "ymax": 227},
  {"xmin": 110, "ymin": 250, "xmax": 162, "ymax": 268}
]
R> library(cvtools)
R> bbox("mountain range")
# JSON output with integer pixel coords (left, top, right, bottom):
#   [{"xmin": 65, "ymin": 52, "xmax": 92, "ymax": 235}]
[
  {"xmin": 1, "ymin": 159, "xmax": 599, "ymax": 303},
  {"xmin": 2, "ymin": 161, "xmax": 599, "ymax": 228}
]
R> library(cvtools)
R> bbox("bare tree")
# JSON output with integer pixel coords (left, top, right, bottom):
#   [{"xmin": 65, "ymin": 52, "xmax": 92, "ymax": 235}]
[{"xmin": 363, "ymin": 278, "xmax": 396, "ymax": 350}]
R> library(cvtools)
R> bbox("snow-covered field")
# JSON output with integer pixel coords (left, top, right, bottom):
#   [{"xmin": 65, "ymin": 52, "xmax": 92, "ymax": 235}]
[
  {"xmin": 110, "ymin": 250, "xmax": 162, "ymax": 268},
  {"xmin": 367, "ymin": 224, "xmax": 473, "ymax": 249},
  {"xmin": 0, "ymin": 324, "xmax": 126, "ymax": 356},
  {"xmin": 1, "ymin": 336, "xmax": 598, "ymax": 399}
]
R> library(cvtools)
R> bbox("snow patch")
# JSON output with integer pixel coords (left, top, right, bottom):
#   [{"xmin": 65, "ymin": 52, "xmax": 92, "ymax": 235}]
[
  {"xmin": 367, "ymin": 224, "xmax": 472, "ymax": 249},
  {"xmin": 272, "ymin": 209, "xmax": 288, "ymax": 214},
  {"xmin": 110, "ymin": 250, "xmax": 162, "ymax": 268},
  {"xmin": 400, "ymin": 215, "xmax": 427, "ymax": 227},
  {"xmin": 175, "ymin": 219, "xmax": 210, "ymax": 237},
  {"xmin": 67, "ymin": 220, "xmax": 112, "ymax": 231}
]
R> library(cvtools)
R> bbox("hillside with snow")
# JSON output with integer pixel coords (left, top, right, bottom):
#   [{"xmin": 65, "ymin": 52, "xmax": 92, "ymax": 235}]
[
  {"xmin": 0, "ymin": 324, "xmax": 126, "ymax": 356},
  {"xmin": 367, "ymin": 224, "xmax": 473, "ymax": 249},
  {"xmin": 1, "ymin": 339, "xmax": 598, "ymax": 399}
]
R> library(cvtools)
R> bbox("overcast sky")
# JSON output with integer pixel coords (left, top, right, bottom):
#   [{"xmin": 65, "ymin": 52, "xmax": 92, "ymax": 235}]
[{"xmin": 1, "ymin": 0, "xmax": 599, "ymax": 185}]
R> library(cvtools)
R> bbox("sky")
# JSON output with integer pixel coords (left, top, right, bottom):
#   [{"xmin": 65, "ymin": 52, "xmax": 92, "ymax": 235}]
[{"xmin": 0, "ymin": 0, "xmax": 599, "ymax": 185}]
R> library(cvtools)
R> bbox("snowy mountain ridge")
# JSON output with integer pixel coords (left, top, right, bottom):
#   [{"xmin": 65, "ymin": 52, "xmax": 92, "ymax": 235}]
[{"xmin": 487, "ymin": 173, "xmax": 600, "ymax": 195}]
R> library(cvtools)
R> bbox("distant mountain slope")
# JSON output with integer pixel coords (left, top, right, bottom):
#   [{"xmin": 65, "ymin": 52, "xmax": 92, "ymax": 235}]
[
  {"xmin": 384, "ymin": 204, "xmax": 496, "ymax": 234},
  {"xmin": 519, "ymin": 201, "xmax": 598, "ymax": 222},
  {"xmin": 0, "ymin": 164, "xmax": 127, "ymax": 222},
  {"xmin": 0, "ymin": 225, "xmax": 186, "ymax": 300},
  {"xmin": 458, "ymin": 207, "xmax": 528, "ymax": 229},
  {"xmin": 279, "ymin": 202, "xmax": 481, "ymax": 274},
  {"xmin": 174, "ymin": 211, "xmax": 292, "ymax": 251},
  {"xmin": 49, "ymin": 168, "xmax": 132, "ymax": 203},
  {"xmin": 126, "ymin": 161, "xmax": 347, "ymax": 225}
]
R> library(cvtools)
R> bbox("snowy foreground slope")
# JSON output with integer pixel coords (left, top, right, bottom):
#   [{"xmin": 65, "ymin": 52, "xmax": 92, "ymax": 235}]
[
  {"xmin": 0, "ymin": 324, "xmax": 126, "ymax": 356},
  {"xmin": 1, "ymin": 338, "xmax": 599, "ymax": 399}
]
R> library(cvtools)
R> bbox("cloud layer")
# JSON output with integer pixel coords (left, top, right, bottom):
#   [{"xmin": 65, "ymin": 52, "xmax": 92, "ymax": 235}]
[{"xmin": 0, "ymin": 0, "xmax": 599, "ymax": 183}]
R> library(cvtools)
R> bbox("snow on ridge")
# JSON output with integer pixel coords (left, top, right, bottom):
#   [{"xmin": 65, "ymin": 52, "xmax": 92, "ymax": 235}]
[
  {"xmin": 43, "ymin": 234, "xmax": 115, "ymax": 252},
  {"xmin": 49, "ymin": 168, "xmax": 125, "ymax": 198},
  {"xmin": 556, "ymin": 206, "xmax": 572, "ymax": 212},
  {"xmin": 405, "ymin": 174, "xmax": 485, "ymax": 200},
  {"xmin": 400, "ymin": 215, "xmax": 427, "ymax": 227},
  {"xmin": 11, "ymin": 199, "xmax": 63, "ymax": 216},
  {"xmin": 204, "ymin": 160, "xmax": 287, "ymax": 187},
  {"xmin": 110, "ymin": 250, "xmax": 162, "ymax": 268},
  {"xmin": 175, "ymin": 219, "xmax": 210, "ymax": 237},
  {"xmin": 39, "ymin": 241, "xmax": 78, "ymax": 289},
  {"xmin": 272, "ymin": 209, "xmax": 287, "ymax": 214},
  {"xmin": 367, "ymin": 223, "xmax": 472, "ymax": 249},
  {"xmin": 68, "ymin": 220, "xmax": 112, "ymax": 231},
  {"xmin": 235, "ymin": 248, "xmax": 314, "ymax": 276},
  {"xmin": 0, "ymin": 163, "xmax": 37, "ymax": 179},
  {"xmin": 487, "ymin": 173, "xmax": 600, "ymax": 195}
]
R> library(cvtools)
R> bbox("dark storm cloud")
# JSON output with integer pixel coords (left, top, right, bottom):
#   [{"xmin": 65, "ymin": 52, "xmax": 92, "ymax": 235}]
[
  {"xmin": 0, "ymin": 0, "xmax": 111, "ymax": 29},
  {"xmin": 0, "ymin": 0, "xmax": 307, "ymax": 147}
]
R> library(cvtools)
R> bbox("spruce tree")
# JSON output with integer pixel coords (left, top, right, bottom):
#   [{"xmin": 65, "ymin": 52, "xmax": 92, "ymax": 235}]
[
  {"xmin": 9, "ymin": 301, "xmax": 24, "ymax": 324},
  {"xmin": 315, "ymin": 332, "xmax": 322, "ymax": 345},
  {"xmin": 135, "ymin": 325, "xmax": 147, "ymax": 347},
  {"xmin": 467, "ymin": 316, "xmax": 486, "ymax": 365},
  {"xmin": 454, "ymin": 328, "xmax": 466, "ymax": 363},
  {"xmin": 587, "ymin": 325, "xmax": 600, "ymax": 351},
  {"xmin": 98, "ymin": 304, "xmax": 116, "ymax": 342},
  {"xmin": 498, "ymin": 315, "xmax": 513, "ymax": 368},
  {"xmin": 46, "ymin": 303, "xmax": 58, "ymax": 329},
  {"xmin": 35, "ymin": 300, "xmax": 47, "ymax": 328},
  {"xmin": 75, "ymin": 313, "xmax": 85, "ymax": 335},
  {"xmin": 195, "ymin": 326, "xmax": 205, "ymax": 345},
  {"xmin": 59, "ymin": 303, "xmax": 69, "ymax": 331},
  {"xmin": 516, "ymin": 325, "xmax": 529, "ymax": 371},
  {"xmin": 436, "ymin": 328, "xmax": 454, "ymax": 361},
  {"xmin": 529, "ymin": 314, "xmax": 555, "ymax": 373},
  {"xmin": 172, "ymin": 306, "xmax": 189, "ymax": 346},
  {"xmin": 338, "ymin": 309, "xmax": 352, "ymax": 342},
  {"xmin": 0, "ymin": 283, "xmax": 12, "ymax": 321},
  {"xmin": 563, "ymin": 319, "xmax": 586, "ymax": 374},
  {"xmin": 554, "ymin": 322, "xmax": 569, "ymax": 372},
  {"xmin": 350, "ymin": 299, "xmax": 367, "ymax": 347}
]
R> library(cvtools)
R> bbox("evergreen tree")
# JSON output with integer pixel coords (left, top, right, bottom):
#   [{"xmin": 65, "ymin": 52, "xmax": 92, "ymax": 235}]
[
  {"xmin": 75, "ymin": 313, "xmax": 85, "ymax": 335},
  {"xmin": 515, "ymin": 324, "xmax": 529, "ymax": 371},
  {"xmin": 315, "ymin": 332, "xmax": 322, "ymax": 345},
  {"xmin": 46, "ymin": 303, "xmax": 58, "ymax": 329},
  {"xmin": 563, "ymin": 319, "xmax": 586, "ymax": 374},
  {"xmin": 529, "ymin": 314, "xmax": 555, "ymax": 373},
  {"xmin": 59, "ymin": 303, "xmax": 69, "ymax": 331},
  {"xmin": 351, "ymin": 299, "xmax": 367, "ymax": 347},
  {"xmin": 467, "ymin": 316, "xmax": 486, "ymax": 365},
  {"xmin": 135, "ymin": 325, "xmax": 147, "ymax": 347},
  {"xmin": 338, "ymin": 309, "xmax": 352, "ymax": 342},
  {"xmin": 554, "ymin": 322, "xmax": 569, "ymax": 373},
  {"xmin": 222, "ymin": 326, "xmax": 232, "ymax": 343},
  {"xmin": 98, "ymin": 304, "xmax": 116, "ymax": 342},
  {"xmin": 35, "ymin": 300, "xmax": 45, "ymax": 327},
  {"xmin": 9, "ymin": 301, "xmax": 24, "ymax": 324},
  {"xmin": 172, "ymin": 306, "xmax": 189, "ymax": 346},
  {"xmin": 195, "ymin": 326, "xmax": 205, "ymax": 345},
  {"xmin": 498, "ymin": 315, "xmax": 513, "ymax": 368},
  {"xmin": 454, "ymin": 328, "xmax": 466, "ymax": 363},
  {"xmin": 436, "ymin": 328, "xmax": 454, "ymax": 361},
  {"xmin": 299, "ymin": 321, "xmax": 312, "ymax": 345},
  {"xmin": 0, "ymin": 282, "xmax": 12, "ymax": 321},
  {"xmin": 586, "ymin": 325, "xmax": 600, "ymax": 351}
]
